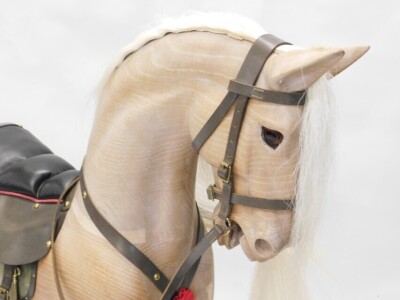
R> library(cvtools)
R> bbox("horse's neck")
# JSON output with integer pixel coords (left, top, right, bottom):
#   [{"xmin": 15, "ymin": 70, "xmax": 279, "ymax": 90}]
[
  {"xmin": 82, "ymin": 101, "xmax": 198, "ymax": 254},
  {"xmin": 35, "ymin": 32, "xmax": 254, "ymax": 300},
  {"xmin": 73, "ymin": 31, "xmax": 252, "ymax": 277},
  {"xmin": 81, "ymin": 32, "xmax": 252, "ymax": 245}
]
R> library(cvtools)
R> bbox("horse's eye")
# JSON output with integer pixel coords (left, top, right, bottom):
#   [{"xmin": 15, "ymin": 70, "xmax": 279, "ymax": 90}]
[{"xmin": 261, "ymin": 126, "xmax": 284, "ymax": 150}]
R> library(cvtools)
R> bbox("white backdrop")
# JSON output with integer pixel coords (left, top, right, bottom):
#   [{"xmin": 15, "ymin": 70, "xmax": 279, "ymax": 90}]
[{"xmin": 0, "ymin": 1, "xmax": 399, "ymax": 299}]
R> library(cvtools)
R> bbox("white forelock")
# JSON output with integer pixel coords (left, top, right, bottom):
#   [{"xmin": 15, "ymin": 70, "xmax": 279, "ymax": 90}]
[{"xmin": 251, "ymin": 75, "xmax": 336, "ymax": 300}]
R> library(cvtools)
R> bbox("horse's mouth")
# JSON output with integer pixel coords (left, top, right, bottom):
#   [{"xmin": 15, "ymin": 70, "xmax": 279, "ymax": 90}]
[{"xmin": 217, "ymin": 220, "xmax": 243, "ymax": 249}]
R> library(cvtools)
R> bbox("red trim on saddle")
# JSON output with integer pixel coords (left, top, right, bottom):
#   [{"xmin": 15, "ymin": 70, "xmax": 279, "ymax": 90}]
[{"xmin": 0, "ymin": 190, "xmax": 61, "ymax": 203}]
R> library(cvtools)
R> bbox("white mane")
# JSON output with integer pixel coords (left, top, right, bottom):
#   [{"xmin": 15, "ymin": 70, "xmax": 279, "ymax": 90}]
[
  {"xmin": 99, "ymin": 12, "xmax": 266, "ymax": 91},
  {"xmin": 250, "ymin": 75, "xmax": 336, "ymax": 300}
]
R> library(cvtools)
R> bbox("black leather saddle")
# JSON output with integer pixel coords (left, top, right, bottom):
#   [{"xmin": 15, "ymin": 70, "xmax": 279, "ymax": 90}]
[
  {"xmin": 0, "ymin": 123, "xmax": 78, "ymax": 200},
  {"xmin": 0, "ymin": 123, "xmax": 79, "ymax": 300}
]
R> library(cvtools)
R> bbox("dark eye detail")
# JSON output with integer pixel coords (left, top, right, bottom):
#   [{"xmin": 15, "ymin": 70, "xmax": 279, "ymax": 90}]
[{"xmin": 261, "ymin": 126, "xmax": 284, "ymax": 150}]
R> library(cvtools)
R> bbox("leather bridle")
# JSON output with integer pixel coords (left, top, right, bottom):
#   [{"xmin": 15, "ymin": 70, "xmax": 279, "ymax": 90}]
[
  {"xmin": 191, "ymin": 34, "xmax": 305, "ymax": 222},
  {"xmin": 63, "ymin": 34, "xmax": 306, "ymax": 300}
]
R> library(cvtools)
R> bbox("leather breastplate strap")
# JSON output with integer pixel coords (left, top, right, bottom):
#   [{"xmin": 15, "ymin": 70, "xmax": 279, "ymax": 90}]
[{"xmin": 79, "ymin": 169, "xmax": 204, "ymax": 295}]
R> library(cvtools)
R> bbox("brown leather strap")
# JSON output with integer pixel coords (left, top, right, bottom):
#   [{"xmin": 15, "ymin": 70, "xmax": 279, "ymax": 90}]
[
  {"xmin": 217, "ymin": 95, "xmax": 249, "ymax": 219},
  {"xmin": 161, "ymin": 224, "xmax": 225, "ymax": 300},
  {"xmin": 232, "ymin": 195, "xmax": 294, "ymax": 210},
  {"xmin": 180, "ymin": 205, "xmax": 205, "ymax": 289},
  {"xmin": 192, "ymin": 34, "xmax": 291, "ymax": 153},
  {"xmin": 51, "ymin": 176, "xmax": 80, "ymax": 300},
  {"xmin": 192, "ymin": 91, "xmax": 239, "ymax": 152},
  {"xmin": 79, "ymin": 168, "xmax": 204, "ymax": 295},
  {"xmin": 208, "ymin": 186, "xmax": 295, "ymax": 210},
  {"xmin": 228, "ymin": 80, "xmax": 306, "ymax": 105},
  {"xmin": 0, "ymin": 265, "xmax": 13, "ymax": 300},
  {"xmin": 79, "ymin": 171, "xmax": 169, "ymax": 292}
]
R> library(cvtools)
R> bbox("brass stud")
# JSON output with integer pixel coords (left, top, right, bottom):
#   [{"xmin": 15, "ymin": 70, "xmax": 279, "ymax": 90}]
[
  {"xmin": 153, "ymin": 273, "xmax": 160, "ymax": 281},
  {"xmin": 46, "ymin": 241, "xmax": 52, "ymax": 248},
  {"xmin": 33, "ymin": 203, "xmax": 40, "ymax": 209},
  {"xmin": 82, "ymin": 191, "xmax": 87, "ymax": 199},
  {"xmin": 65, "ymin": 201, "xmax": 70, "ymax": 207}
]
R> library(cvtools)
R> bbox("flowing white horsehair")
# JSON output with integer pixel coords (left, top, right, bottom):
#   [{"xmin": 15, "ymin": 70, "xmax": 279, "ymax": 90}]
[
  {"xmin": 99, "ymin": 12, "xmax": 265, "ymax": 91},
  {"xmin": 250, "ymin": 75, "xmax": 336, "ymax": 300}
]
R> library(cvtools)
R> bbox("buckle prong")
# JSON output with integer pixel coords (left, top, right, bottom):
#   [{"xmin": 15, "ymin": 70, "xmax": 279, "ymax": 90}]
[{"xmin": 222, "ymin": 218, "xmax": 233, "ymax": 236}]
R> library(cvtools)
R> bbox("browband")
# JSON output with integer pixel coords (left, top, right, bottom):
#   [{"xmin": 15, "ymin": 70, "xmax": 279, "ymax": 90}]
[{"xmin": 228, "ymin": 80, "xmax": 305, "ymax": 105}]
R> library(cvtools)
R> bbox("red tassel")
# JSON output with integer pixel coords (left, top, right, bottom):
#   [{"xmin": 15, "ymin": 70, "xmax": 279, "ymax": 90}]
[{"xmin": 173, "ymin": 288, "xmax": 195, "ymax": 300}]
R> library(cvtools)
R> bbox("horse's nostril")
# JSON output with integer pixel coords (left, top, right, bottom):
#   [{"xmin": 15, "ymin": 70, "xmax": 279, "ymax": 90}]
[{"xmin": 255, "ymin": 239, "xmax": 272, "ymax": 253}]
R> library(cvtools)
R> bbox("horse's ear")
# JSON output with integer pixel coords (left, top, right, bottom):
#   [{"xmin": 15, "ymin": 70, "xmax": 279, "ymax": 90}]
[
  {"xmin": 266, "ymin": 47, "xmax": 345, "ymax": 92},
  {"xmin": 265, "ymin": 47, "xmax": 345, "ymax": 92},
  {"xmin": 328, "ymin": 45, "xmax": 370, "ymax": 76},
  {"xmin": 265, "ymin": 45, "xmax": 369, "ymax": 92}
]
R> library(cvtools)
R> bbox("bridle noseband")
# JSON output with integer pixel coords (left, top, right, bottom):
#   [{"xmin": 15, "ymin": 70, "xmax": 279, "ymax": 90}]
[{"xmin": 75, "ymin": 34, "xmax": 306, "ymax": 300}]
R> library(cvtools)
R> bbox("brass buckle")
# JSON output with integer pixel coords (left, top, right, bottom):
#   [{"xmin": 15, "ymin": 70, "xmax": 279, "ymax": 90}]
[
  {"xmin": 218, "ymin": 162, "xmax": 232, "ymax": 184},
  {"xmin": 206, "ymin": 185, "xmax": 215, "ymax": 201},
  {"xmin": 222, "ymin": 218, "xmax": 233, "ymax": 236},
  {"xmin": 0, "ymin": 287, "xmax": 9, "ymax": 300}
]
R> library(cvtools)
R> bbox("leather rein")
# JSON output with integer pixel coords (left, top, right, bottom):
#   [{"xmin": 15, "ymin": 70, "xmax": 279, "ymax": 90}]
[{"xmin": 53, "ymin": 34, "xmax": 305, "ymax": 300}]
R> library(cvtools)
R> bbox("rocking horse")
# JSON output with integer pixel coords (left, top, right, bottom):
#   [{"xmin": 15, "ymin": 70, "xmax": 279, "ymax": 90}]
[{"xmin": 0, "ymin": 13, "xmax": 368, "ymax": 300}]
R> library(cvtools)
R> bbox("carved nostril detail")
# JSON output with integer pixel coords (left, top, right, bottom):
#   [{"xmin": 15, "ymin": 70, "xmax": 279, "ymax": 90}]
[{"xmin": 255, "ymin": 239, "xmax": 272, "ymax": 253}]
